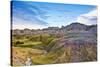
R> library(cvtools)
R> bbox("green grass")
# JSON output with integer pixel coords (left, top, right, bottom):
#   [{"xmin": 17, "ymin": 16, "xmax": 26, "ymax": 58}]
[
  {"xmin": 12, "ymin": 34, "xmax": 97, "ymax": 65},
  {"xmin": 21, "ymin": 42, "xmax": 43, "ymax": 46}
]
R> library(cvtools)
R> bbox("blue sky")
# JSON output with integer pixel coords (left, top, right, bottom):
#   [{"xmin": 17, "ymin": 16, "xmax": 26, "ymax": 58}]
[{"xmin": 12, "ymin": 1, "xmax": 97, "ymax": 29}]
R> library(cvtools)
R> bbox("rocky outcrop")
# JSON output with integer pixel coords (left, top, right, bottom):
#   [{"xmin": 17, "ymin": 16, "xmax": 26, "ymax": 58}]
[
  {"xmin": 12, "ymin": 22, "xmax": 97, "ymax": 35},
  {"xmin": 47, "ymin": 32, "xmax": 97, "ymax": 63}
]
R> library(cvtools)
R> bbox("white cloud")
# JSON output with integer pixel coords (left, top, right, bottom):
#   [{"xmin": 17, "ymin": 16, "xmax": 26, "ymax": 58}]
[
  {"xmin": 12, "ymin": 18, "xmax": 48, "ymax": 29},
  {"xmin": 13, "ymin": 24, "xmax": 47, "ymax": 29},
  {"xmin": 76, "ymin": 8, "xmax": 97, "ymax": 25},
  {"xmin": 12, "ymin": 17, "xmax": 49, "ymax": 29},
  {"xmin": 12, "ymin": 23, "xmax": 48, "ymax": 30}
]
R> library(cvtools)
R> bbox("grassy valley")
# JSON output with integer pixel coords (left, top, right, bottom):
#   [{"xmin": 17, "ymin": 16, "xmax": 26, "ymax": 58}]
[{"xmin": 11, "ymin": 23, "xmax": 97, "ymax": 66}]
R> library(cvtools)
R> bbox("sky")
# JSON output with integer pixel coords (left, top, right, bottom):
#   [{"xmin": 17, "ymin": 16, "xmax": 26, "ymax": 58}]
[{"xmin": 11, "ymin": 1, "xmax": 97, "ymax": 29}]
